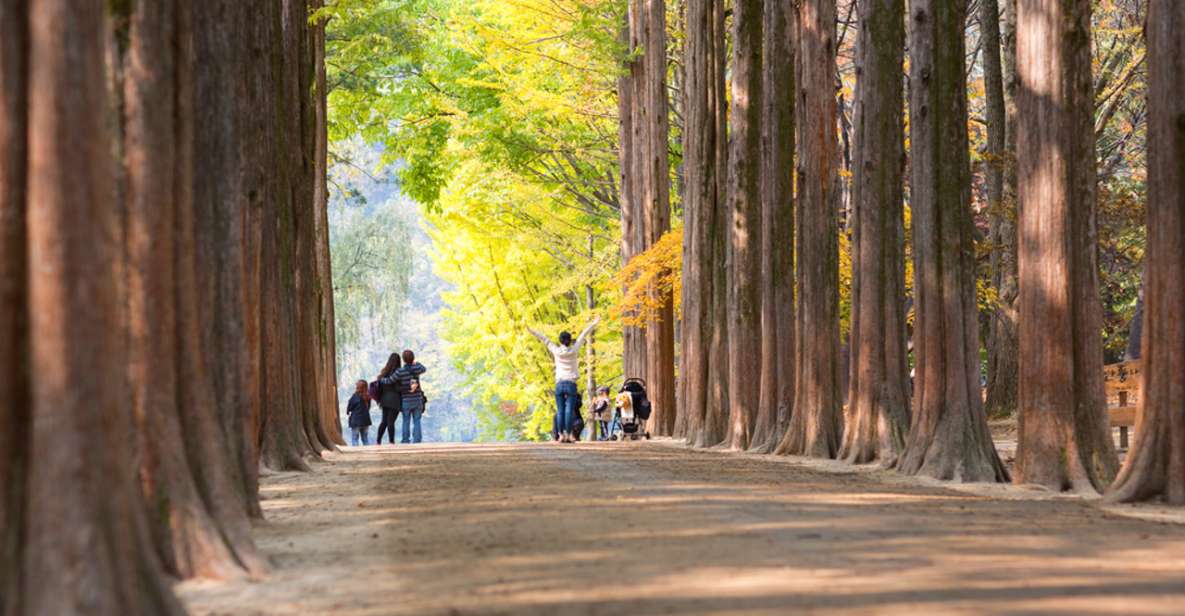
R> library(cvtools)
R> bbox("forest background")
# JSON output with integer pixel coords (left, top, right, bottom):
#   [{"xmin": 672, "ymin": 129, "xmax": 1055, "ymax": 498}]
[{"xmin": 320, "ymin": 0, "xmax": 1147, "ymax": 441}]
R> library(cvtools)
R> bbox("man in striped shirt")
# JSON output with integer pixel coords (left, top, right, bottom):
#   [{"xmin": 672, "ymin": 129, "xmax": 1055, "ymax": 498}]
[{"xmin": 382, "ymin": 349, "xmax": 427, "ymax": 443}]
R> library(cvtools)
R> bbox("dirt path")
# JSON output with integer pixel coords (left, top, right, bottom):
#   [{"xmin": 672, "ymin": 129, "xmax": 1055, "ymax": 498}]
[{"xmin": 178, "ymin": 442, "xmax": 1185, "ymax": 615}]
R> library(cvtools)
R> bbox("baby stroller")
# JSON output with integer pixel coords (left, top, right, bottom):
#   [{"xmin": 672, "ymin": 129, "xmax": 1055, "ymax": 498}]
[{"xmin": 609, "ymin": 378, "xmax": 652, "ymax": 441}]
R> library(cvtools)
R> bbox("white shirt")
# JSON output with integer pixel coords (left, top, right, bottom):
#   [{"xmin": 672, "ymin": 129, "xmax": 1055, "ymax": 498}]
[{"xmin": 529, "ymin": 321, "xmax": 597, "ymax": 383}]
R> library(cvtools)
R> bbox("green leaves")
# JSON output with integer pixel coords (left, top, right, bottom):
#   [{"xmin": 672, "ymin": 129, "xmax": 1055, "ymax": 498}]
[{"xmin": 326, "ymin": 0, "xmax": 627, "ymax": 440}]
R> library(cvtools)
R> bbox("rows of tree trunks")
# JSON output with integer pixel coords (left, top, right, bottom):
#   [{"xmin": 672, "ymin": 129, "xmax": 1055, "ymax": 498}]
[
  {"xmin": 0, "ymin": 1, "xmax": 340, "ymax": 613},
  {"xmin": 664, "ymin": 0, "xmax": 1181, "ymax": 503},
  {"xmin": 619, "ymin": 0, "xmax": 676, "ymax": 436}
]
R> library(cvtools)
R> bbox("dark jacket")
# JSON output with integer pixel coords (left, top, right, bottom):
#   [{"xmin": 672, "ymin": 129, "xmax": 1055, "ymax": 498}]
[
  {"xmin": 346, "ymin": 393, "xmax": 372, "ymax": 428},
  {"xmin": 377, "ymin": 377, "xmax": 402, "ymax": 409},
  {"xmin": 383, "ymin": 362, "xmax": 426, "ymax": 404}
]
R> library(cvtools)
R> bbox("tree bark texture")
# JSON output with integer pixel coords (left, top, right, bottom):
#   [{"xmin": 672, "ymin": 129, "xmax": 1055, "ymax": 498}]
[
  {"xmin": 1014, "ymin": 0, "xmax": 1118, "ymax": 493},
  {"xmin": 678, "ymin": 0, "xmax": 720, "ymax": 444},
  {"xmin": 1105, "ymin": 0, "xmax": 1185, "ymax": 505},
  {"xmin": 6, "ymin": 2, "xmax": 185, "ymax": 612},
  {"xmin": 724, "ymin": 0, "xmax": 764, "ymax": 451},
  {"xmin": 702, "ymin": 0, "xmax": 732, "ymax": 447},
  {"xmin": 620, "ymin": 4, "xmax": 648, "ymax": 386},
  {"xmin": 776, "ymin": 0, "xmax": 843, "ymax": 458},
  {"xmin": 839, "ymin": 0, "xmax": 910, "ymax": 466},
  {"xmin": 0, "ymin": 1, "xmax": 337, "ymax": 609},
  {"xmin": 618, "ymin": 0, "xmax": 674, "ymax": 434},
  {"xmin": 0, "ymin": 0, "xmax": 30, "ymax": 610},
  {"xmin": 751, "ymin": 0, "xmax": 796, "ymax": 454},
  {"xmin": 983, "ymin": 0, "xmax": 1019, "ymax": 418},
  {"xmin": 897, "ymin": 0, "xmax": 1008, "ymax": 482},
  {"xmin": 641, "ymin": 0, "xmax": 676, "ymax": 437}
]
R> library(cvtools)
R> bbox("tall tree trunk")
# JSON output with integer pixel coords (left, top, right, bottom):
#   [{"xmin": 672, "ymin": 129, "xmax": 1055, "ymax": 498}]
[
  {"xmin": 696, "ymin": 0, "xmax": 725, "ymax": 447},
  {"xmin": 111, "ymin": 0, "xmax": 262, "ymax": 579},
  {"xmin": 641, "ymin": 0, "xmax": 676, "ymax": 437},
  {"xmin": 679, "ymin": 0, "xmax": 716, "ymax": 444},
  {"xmin": 193, "ymin": 0, "xmax": 263, "ymax": 520},
  {"xmin": 839, "ymin": 0, "xmax": 910, "ymax": 465},
  {"xmin": 0, "ymin": 0, "xmax": 30, "ymax": 609},
  {"xmin": 751, "ymin": 0, "xmax": 796, "ymax": 454},
  {"xmin": 16, "ymin": 2, "xmax": 185, "ymax": 611},
  {"xmin": 1104, "ymin": 0, "xmax": 1185, "ymax": 505},
  {"xmin": 618, "ymin": 10, "xmax": 647, "ymax": 386},
  {"xmin": 984, "ymin": 0, "xmax": 1019, "ymax": 418},
  {"xmin": 725, "ymin": 0, "xmax": 764, "ymax": 451},
  {"xmin": 1014, "ymin": 0, "xmax": 1118, "ymax": 493},
  {"xmin": 776, "ymin": 0, "xmax": 843, "ymax": 458},
  {"xmin": 312, "ymin": 0, "xmax": 342, "ymax": 447},
  {"xmin": 896, "ymin": 0, "xmax": 1008, "ymax": 482}
]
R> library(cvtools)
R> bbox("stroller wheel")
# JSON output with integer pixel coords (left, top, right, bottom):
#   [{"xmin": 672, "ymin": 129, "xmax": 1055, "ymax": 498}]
[{"xmin": 644, "ymin": 432, "xmax": 651, "ymax": 440}]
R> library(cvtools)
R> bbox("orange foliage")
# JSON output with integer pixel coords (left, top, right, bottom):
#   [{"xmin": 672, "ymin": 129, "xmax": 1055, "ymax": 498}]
[{"xmin": 611, "ymin": 227, "xmax": 683, "ymax": 327}]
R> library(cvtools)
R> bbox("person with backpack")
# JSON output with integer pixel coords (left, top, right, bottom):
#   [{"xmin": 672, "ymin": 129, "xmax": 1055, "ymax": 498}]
[
  {"xmin": 374, "ymin": 352, "xmax": 402, "ymax": 445},
  {"xmin": 346, "ymin": 380, "xmax": 373, "ymax": 446},
  {"xmin": 382, "ymin": 349, "xmax": 426, "ymax": 444},
  {"xmin": 527, "ymin": 315, "xmax": 599, "ymax": 443}
]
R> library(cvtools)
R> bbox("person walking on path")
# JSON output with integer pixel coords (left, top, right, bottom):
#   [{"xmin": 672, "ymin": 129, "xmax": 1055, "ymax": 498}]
[
  {"xmin": 528, "ymin": 316, "xmax": 600, "ymax": 443},
  {"xmin": 346, "ymin": 380, "xmax": 373, "ymax": 446},
  {"xmin": 383, "ymin": 349, "xmax": 427, "ymax": 443},
  {"xmin": 375, "ymin": 353, "xmax": 403, "ymax": 445}
]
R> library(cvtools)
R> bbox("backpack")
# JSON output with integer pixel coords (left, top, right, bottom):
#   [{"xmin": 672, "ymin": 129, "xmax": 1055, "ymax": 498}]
[{"xmin": 368, "ymin": 380, "xmax": 381, "ymax": 401}]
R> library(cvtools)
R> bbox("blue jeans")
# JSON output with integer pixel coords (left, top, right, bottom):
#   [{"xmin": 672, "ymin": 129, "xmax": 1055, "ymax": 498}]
[
  {"xmin": 554, "ymin": 380, "xmax": 578, "ymax": 435},
  {"xmin": 350, "ymin": 427, "xmax": 370, "ymax": 446},
  {"xmin": 401, "ymin": 400, "xmax": 424, "ymax": 443}
]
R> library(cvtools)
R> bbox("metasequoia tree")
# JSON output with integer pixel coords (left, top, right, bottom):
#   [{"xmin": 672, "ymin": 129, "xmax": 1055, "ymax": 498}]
[
  {"xmin": 983, "ymin": 0, "xmax": 1020, "ymax": 418},
  {"xmin": 678, "ymin": 0, "xmax": 728, "ymax": 444},
  {"xmin": 1105, "ymin": 0, "xmax": 1185, "ymax": 505},
  {"xmin": 0, "ymin": 2, "xmax": 185, "ymax": 612},
  {"xmin": 109, "ymin": 0, "xmax": 265, "ymax": 578},
  {"xmin": 1014, "ymin": 0, "xmax": 1117, "ymax": 492},
  {"xmin": 0, "ymin": 0, "xmax": 32, "ymax": 610},
  {"xmin": 619, "ymin": 0, "xmax": 673, "ymax": 413},
  {"xmin": 616, "ymin": 0, "xmax": 674, "ymax": 435},
  {"xmin": 839, "ymin": 0, "xmax": 910, "ymax": 465},
  {"xmin": 639, "ymin": 0, "xmax": 676, "ymax": 436},
  {"xmin": 750, "ymin": 0, "xmax": 796, "ymax": 454},
  {"xmin": 0, "ymin": 1, "xmax": 338, "ymax": 612},
  {"xmin": 776, "ymin": 0, "xmax": 843, "ymax": 458},
  {"xmin": 896, "ymin": 0, "xmax": 1008, "ymax": 482},
  {"xmin": 725, "ymin": 0, "xmax": 764, "ymax": 450},
  {"xmin": 702, "ymin": 0, "xmax": 733, "ymax": 446}
]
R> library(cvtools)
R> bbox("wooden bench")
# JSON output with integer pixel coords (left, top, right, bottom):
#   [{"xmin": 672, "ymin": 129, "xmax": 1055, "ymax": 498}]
[{"xmin": 1103, "ymin": 360, "xmax": 1141, "ymax": 449}]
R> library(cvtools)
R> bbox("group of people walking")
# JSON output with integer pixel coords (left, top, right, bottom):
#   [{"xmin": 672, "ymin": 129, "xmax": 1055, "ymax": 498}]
[
  {"xmin": 346, "ymin": 317, "xmax": 601, "ymax": 447},
  {"xmin": 344, "ymin": 349, "xmax": 428, "ymax": 446}
]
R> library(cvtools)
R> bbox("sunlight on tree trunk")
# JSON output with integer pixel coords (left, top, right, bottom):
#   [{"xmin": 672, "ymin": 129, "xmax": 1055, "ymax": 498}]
[
  {"xmin": 839, "ymin": 0, "xmax": 910, "ymax": 466},
  {"xmin": 1105, "ymin": 0, "xmax": 1185, "ymax": 505},
  {"xmin": 776, "ymin": 0, "xmax": 842, "ymax": 459},
  {"xmin": 896, "ymin": 0, "xmax": 1008, "ymax": 482},
  {"xmin": 1014, "ymin": 0, "xmax": 1118, "ymax": 493}
]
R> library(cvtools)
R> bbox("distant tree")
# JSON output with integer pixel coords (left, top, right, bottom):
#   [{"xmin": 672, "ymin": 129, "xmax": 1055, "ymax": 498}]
[{"xmin": 983, "ymin": 0, "xmax": 1019, "ymax": 419}]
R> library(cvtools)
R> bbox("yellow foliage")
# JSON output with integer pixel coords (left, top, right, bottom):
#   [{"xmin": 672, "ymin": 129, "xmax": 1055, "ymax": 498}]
[{"xmin": 611, "ymin": 226, "xmax": 683, "ymax": 328}]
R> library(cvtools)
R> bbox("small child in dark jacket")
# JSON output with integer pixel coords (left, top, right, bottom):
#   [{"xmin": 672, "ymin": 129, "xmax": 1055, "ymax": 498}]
[{"xmin": 346, "ymin": 380, "xmax": 373, "ymax": 446}]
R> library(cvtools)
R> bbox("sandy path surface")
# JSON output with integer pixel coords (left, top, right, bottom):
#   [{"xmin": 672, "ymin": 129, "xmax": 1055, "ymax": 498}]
[{"xmin": 178, "ymin": 442, "xmax": 1185, "ymax": 615}]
